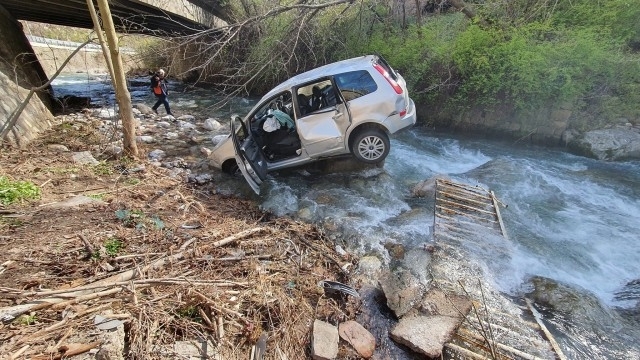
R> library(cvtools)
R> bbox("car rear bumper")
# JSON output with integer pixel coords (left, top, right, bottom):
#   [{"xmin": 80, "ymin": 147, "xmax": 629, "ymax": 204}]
[{"xmin": 384, "ymin": 98, "xmax": 417, "ymax": 134}]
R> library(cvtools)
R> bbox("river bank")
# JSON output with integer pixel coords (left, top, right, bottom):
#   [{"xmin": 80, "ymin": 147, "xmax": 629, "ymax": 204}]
[{"xmin": 0, "ymin": 108, "xmax": 563, "ymax": 360}]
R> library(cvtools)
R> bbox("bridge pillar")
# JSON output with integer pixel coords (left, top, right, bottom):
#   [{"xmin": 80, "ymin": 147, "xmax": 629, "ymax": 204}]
[{"xmin": 0, "ymin": 4, "xmax": 54, "ymax": 146}]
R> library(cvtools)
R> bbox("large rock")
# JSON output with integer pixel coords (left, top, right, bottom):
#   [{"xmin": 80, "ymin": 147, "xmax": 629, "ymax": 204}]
[
  {"xmin": 338, "ymin": 321, "xmax": 375, "ymax": 358},
  {"xmin": 390, "ymin": 315, "xmax": 461, "ymax": 358},
  {"xmin": 95, "ymin": 314, "xmax": 125, "ymax": 360},
  {"xmin": 419, "ymin": 288, "xmax": 472, "ymax": 318},
  {"xmin": 312, "ymin": 320, "xmax": 339, "ymax": 360},
  {"xmin": 570, "ymin": 126, "xmax": 640, "ymax": 160},
  {"xmin": 378, "ymin": 269, "xmax": 425, "ymax": 318},
  {"xmin": 412, "ymin": 176, "xmax": 437, "ymax": 198},
  {"xmin": 133, "ymin": 103, "xmax": 154, "ymax": 115}
]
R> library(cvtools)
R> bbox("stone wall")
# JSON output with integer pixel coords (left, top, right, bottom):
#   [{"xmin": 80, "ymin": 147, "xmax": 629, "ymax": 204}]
[{"xmin": 0, "ymin": 4, "xmax": 54, "ymax": 147}]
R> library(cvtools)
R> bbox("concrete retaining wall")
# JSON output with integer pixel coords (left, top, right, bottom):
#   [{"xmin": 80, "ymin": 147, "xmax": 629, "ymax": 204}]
[
  {"xmin": 417, "ymin": 101, "xmax": 573, "ymax": 146},
  {"xmin": 0, "ymin": 4, "xmax": 54, "ymax": 147}
]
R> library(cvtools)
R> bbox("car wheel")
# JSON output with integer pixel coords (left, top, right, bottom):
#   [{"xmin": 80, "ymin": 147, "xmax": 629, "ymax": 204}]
[
  {"xmin": 222, "ymin": 160, "xmax": 240, "ymax": 175},
  {"xmin": 351, "ymin": 129, "xmax": 390, "ymax": 164}
]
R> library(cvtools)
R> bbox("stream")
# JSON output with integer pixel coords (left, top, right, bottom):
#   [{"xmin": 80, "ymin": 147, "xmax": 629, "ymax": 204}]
[{"xmin": 52, "ymin": 74, "xmax": 640, "ymax": 359}]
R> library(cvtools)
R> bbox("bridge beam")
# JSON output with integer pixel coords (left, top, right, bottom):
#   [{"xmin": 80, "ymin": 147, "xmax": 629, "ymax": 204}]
[{"xmin": 0, "ymin": 0, "xmax": 218, "ymax": 35}]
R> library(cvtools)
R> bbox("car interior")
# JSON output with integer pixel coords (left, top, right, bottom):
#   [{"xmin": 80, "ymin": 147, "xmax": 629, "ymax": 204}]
[
  {"xmin": 247, "ymin": 79, "xmax": 342, "ymax": 163},
  {"xmin": 249, "ymin": 91, "xmax": 302, "ymax": 162}
]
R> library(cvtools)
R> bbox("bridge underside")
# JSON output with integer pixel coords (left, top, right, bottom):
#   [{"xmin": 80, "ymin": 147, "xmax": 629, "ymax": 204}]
[{"xmin": 0, "ymin": 0, "xmax": 210, "ymax": 35}]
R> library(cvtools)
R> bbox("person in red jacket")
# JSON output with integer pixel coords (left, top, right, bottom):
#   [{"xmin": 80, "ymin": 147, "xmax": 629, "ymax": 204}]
[{"xmin": 150, "ymin": 69, "xmax": 173, "ymax": 116}]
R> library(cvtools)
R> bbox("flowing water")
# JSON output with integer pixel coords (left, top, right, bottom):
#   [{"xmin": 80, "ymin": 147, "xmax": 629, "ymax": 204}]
[{"xmin": 52, "ymin": 75, "xmax": 640, "ymax": 359}]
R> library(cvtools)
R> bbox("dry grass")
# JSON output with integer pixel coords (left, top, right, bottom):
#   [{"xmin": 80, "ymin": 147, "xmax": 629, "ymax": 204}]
[{"xmin": 0, "ymin": 120, "xmax": 358, "ymax": 359}]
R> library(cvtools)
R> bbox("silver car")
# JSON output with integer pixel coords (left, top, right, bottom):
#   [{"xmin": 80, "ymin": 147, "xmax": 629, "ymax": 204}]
[{"xmin": 210, "ymin": 55, "xmax": 416, "ymax": 194}]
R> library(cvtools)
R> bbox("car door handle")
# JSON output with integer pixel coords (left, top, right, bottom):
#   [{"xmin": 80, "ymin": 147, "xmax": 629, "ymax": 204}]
[{"xmin": 332, "ymin": 112, "xmax": 343, "ymax": 120}]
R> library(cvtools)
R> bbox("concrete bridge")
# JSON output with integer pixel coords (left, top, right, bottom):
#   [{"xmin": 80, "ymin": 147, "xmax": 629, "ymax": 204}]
[
  {"xmin": 0, "ymin": 0, "xmax": 230, "ymax": 35},
  {"xmin": 0, "ymin": 0, "xmax": 227, "ymax": 146}
]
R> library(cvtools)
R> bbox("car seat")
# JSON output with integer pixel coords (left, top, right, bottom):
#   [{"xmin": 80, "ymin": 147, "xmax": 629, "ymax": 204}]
[{"xmin": 298, "ymin": 93, "xmax": 310, "ymax": 116}]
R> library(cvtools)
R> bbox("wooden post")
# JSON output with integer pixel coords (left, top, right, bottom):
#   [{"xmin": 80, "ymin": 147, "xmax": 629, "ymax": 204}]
[{"xmin": 94, "ymin": 0, "xmax": 138, "ymax": 157}]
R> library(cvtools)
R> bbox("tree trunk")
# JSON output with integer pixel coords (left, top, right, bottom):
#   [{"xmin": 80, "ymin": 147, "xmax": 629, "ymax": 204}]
[
  {"xmin": 86, "ymin": 0, "xmax": 115, "ymax": 83},
  {"xmin": 449, "ymin": 0, "xmax": 476, "ymax": 20},
  {"xmin": 95, "ymin": 0, "xmax": 138, "ymax": 157}
]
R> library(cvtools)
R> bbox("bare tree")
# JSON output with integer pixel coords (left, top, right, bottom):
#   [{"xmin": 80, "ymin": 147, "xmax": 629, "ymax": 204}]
[{"xmin": 95, "ymin": 0, "xmax": 139, "ymax": 157}]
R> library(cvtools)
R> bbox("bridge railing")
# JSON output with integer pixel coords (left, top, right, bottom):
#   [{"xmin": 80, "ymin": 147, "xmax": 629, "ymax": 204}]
[{"xmin": 26, "ymin": 35, "xmax": 135, "ymax": 54}]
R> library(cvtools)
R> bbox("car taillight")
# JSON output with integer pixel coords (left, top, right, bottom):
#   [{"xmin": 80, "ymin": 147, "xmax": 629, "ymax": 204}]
[
  {"xmin": 400, "ymin": 109, "xmax": 407, "ymax": 117},
  {"xmin": 373, "ymin": 63, "xmax": 403, "ymax": 95}
]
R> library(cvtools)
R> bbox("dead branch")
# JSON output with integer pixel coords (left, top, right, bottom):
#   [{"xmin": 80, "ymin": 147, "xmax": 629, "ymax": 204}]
[{"xmin": 31, "ymin": 341, "xmax": 102, "ymax": 360}]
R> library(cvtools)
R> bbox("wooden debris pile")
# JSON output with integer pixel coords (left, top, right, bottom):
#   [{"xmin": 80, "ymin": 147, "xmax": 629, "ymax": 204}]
[{"xmin": 0, "ymin": 122, "xmax": 358, "ymax": 359}]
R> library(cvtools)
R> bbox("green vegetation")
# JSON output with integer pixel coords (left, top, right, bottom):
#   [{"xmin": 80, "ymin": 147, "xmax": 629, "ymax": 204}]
[
  {"xmin": 176, "ymin": 0, "xmax": 639, "ymax": 134},
  {"xmin": 0, "ymin": 176, "xmax": 41, "ymax": 205},
  {"xmin": 104, "ymin": 237, "xmax": 124, "ymax": 256},
  {"xmin": 176, "ymin": 305, "xmax": 202, "ymax": 322},
  {"xmin": 115, "ymin": 209, "xmax": 164, "ymax": 231},
  {"xmin": 92, "ymin": 161, "xmax": 114, "ymax": 176},
  {"xmin": 15, "ymin": 314, "xmax": 37, "ymax": 326},
  {"xmin": 88, "ymin": 193, "xmax": 106, "ymax": 201},
  {"xmin": 31, "ymin": 1, "xmax": 639, "ymax": 134}
]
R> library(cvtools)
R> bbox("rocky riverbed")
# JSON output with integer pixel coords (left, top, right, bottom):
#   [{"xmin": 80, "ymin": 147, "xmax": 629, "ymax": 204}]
[{"xmin": 0, "ymin": 103, "xmax": 574, "ymax": 359}]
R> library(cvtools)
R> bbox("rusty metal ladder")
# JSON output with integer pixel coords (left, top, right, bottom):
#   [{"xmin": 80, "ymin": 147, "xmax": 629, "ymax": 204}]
[
  {"xmin": 434, "ymin": 178, "xmax": 508, "ymax": 241},
  {"xmin": 433, "ymin": 178, "xmax": 567, "ymax": 360}
]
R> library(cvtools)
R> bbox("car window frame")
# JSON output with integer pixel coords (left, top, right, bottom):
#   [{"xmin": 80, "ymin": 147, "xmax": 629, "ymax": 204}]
[{"xmin": 293, "ymin": 76, "xmax": 344, "ymax": 118}]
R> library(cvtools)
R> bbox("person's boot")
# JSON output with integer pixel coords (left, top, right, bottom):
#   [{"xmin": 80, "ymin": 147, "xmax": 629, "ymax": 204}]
[{"xmin": 153, "ymin": 108, "xmax": 158, "ymax": 114}]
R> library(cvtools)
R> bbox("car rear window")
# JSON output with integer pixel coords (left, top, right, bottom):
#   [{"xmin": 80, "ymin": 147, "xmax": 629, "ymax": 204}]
[{"xmin": 334, "ymin": 70, "xmax": 378, "ymax": 101}]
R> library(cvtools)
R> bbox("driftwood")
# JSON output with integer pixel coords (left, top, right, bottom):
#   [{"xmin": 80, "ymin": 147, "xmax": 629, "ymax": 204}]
[
  {"xmin": 0, "ymin": 227, "xmax": 264, "ymax": 322},
  {"xmin": 31, "ymin": 341, "xmax": 102, "ymax": 360}
]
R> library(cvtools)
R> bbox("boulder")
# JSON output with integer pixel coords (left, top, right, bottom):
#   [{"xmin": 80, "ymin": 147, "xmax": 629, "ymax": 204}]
[
  {"xmin": 378, "ymin": 269, "xmax": 424, "ymax": 318},
  {"xmin": 72, "ymin": 151, "xmax": 99, "ymax": 165},
  {"xmin": 177, "ymin": 114, "xmax": 195, "ymax": 121},
  {"xmin": 390, "ymin": 315, "xmax": 460, "ymax": 358},
  {"xmin": 47, "ymin": 144, "xmax": 70, "ymax": 152},
  {"xmin": 133, "ymin": 103, "xmax": 155, "ymax": 115},
  {"xmin": 419, "ymin": 288, "xmax": 472, "ymax": 318},
  {"xmin": 137, "ymin": 135, "xmax": 154, "ymax": 143},
  {"xmin": 312, "ymin": 320, "xmax": 339, "ymax": 360},
  {"xmin": 95, "ymin": 314, "xmax": 125, "ymax": 360},
  {"xmin": 570, "ymin": 126, "xmax": 640, "ymax": 160},
  {"xmin": 355, "ymin": 256, "xmax": 382, "ymax": 285},
  {"xmin": 177, "ymin": 120, "xmax": 196, "ymax": 130},
  {"xmin": 211, "ymin": 134, "xmax": 229, "ymax": 146},
  {"xmin": 148, "ymin": 149, "xmax": 166, "ymax": 161},
  {"xmin": 412, "ymin": 175, "xmax": 449, "ymax": 198},
  {"xmin": 203, "ymin": 118, "xmax": 223, "ymax": 131},
  {"xmin": 338, "ymin": 321, "xmax": 375, "ymax": 358}
]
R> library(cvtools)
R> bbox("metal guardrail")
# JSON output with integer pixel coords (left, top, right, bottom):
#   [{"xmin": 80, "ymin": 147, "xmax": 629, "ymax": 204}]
[{"xmin": 26, "ymin": 35, "xmax": 135, "ymax": 54}]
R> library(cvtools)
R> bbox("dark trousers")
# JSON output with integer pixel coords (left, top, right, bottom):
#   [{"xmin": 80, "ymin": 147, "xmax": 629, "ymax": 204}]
[{"xmin": 152, "ymin": 94, "xmax": 171, "ymax": 114}]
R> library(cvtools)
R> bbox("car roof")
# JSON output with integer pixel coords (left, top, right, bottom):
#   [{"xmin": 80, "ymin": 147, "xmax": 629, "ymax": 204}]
[{"xmin": 262, "ymin": 55, "xmax": 377, "ymax": 100}]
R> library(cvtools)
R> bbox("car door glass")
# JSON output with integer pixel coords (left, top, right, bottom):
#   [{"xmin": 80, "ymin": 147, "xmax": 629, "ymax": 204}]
[
  {"xmin": 296, "ymin": 79, "xmax": 338, "ymax": 116},
  {"xmin": 334, "ymin": 70, "xmax": 378, "ymax": 102}
]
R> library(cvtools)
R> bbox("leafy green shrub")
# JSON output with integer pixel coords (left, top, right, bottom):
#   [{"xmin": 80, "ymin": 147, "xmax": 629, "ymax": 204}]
[{"xmin": 0, "ymin": 176, "xmax": 41, "ymax": 205}]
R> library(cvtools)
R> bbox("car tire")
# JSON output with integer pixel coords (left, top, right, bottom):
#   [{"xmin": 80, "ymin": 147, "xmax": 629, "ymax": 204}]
[
  {"xmin": 222, "ymin": 160, "xmax": 240, "ymax": 175},
  {"xmin": 351, "ymin": 128, "xmax": 390, "ymax": 164}
]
